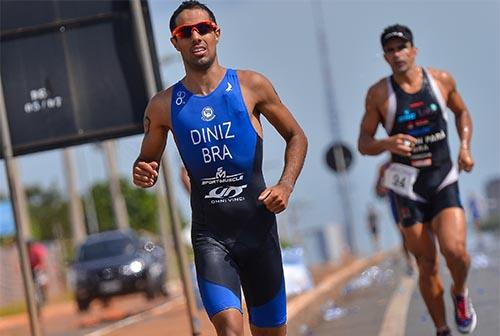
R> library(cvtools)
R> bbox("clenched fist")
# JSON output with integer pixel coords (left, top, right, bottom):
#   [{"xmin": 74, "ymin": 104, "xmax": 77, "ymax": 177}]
[{"xmin": 133, "ymin": 160, "xmax": 159, "ymax": 188}]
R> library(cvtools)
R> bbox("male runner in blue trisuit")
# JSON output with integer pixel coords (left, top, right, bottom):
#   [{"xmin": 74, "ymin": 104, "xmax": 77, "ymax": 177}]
[
  {"xmin": 133, "ymin": 2, "xmax": 307, "ymax": 335},
  {"xmin": 358, "ymin": 24, "xmax": 476, "ymax": 336}
]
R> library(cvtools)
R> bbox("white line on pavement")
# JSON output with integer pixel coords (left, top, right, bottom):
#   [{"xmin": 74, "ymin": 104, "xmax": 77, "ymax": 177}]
[
  {"xmin": 84, "ymin": 295, "xmax": 184, "ymax": 336},
  {"xmin": 378, "ymin": 274, "xmax": 417, "ymax": 336}
]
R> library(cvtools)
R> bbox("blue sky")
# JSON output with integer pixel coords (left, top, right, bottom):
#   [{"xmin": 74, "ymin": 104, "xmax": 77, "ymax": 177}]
[{"xmin": 1, "ymin": 0, "xmax": 499, "ymax": 259}]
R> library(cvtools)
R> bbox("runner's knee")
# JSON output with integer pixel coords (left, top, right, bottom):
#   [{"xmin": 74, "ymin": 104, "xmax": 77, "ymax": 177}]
[
  {"xmin": 440, "ymin": 244, "xmax": 469, "ymax": 264},
  {"xmin": 215, "ymin": 324, "xmax": 242, "ymax": 336},
  {"xmin": 212, "ymin": 311, "xmax": 243, "ymax": 336},
  {"xmin": 250, "ymin": 325, "xmax": 287, "ymax": 336},
  {"xmin": 415, "ymin": 255, "xmax": 439, "ymax": 275}
]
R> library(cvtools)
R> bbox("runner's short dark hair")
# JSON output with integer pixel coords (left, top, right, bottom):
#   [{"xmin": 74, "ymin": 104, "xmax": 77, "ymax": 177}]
[{"xmin": 169, "ymin": 1, "xmax": 217, "ymax": 32}]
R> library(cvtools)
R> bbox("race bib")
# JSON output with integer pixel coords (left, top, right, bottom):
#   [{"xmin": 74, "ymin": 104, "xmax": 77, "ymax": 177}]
[{"xmin": 383, "ymin": 163, "xmax": 419, "ymax": 198}]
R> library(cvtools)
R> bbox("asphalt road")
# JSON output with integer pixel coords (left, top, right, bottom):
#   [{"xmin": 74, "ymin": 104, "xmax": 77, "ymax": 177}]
[
  {"xmin": 2, "ymin": 234, "xmax": 497, "ymax": 336},
  {"xmin": 405, "ymin": 234, "xmax": 500, "ymax": 336},
  {"xmin": 309, "ymin": 234, "xmax": 499, "ymax": 336}
]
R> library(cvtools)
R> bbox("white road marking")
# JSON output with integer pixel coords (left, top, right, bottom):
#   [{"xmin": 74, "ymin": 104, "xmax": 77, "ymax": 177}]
[
  {"xmin": 84, "ymin": 295, "xmax": 184, "ymax": 336},
  {"xmin": 378, "ymin": 275, "xmax": 417, "ymax": 336}
]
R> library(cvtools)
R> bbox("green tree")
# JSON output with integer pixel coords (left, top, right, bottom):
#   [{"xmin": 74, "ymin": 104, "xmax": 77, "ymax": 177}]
[
  {"xmin": 26, "ymin": 185, "xmax": 69, "ymax": 241},
  {"xmin": 123, "ymin": 180, "xmax": 159, "ymax": 233},
  {"xmin": 89, "ymin": 182, "xmax": 114, "ymax": 232},
  {"xmin": 90, "ymin": 178, "xmax": 158, "ymax": 233}
]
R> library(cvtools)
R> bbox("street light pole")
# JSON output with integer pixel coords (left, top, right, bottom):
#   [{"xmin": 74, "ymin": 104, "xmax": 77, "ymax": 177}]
[
  {"xmin": 0, "ymin": 75, "xmax": 42, "ymax": 336},
  {"xmin": 102, "ymin": 140, "xmax": 130, "ymax": 230},
  {"xmin": 130, "ymin": 1, "xmax": 200, "ymax": 334},
  {"xmin": 312, "ymin": 0, "xmax": 356, "ymax": 254},
  {"xmin": 63, "ymin": 148, "xmax": 87, "ymax": 244}
]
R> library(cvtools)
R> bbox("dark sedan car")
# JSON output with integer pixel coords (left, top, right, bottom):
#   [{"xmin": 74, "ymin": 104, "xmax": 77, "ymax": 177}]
[{"xmin": 71, "ymin": 230, "xmax": 167, "ymax": 311}]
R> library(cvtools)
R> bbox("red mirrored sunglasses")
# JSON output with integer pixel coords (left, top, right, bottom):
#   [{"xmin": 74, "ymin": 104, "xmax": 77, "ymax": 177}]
[{"xmin": 171, "ymin": 20, "xmax": 218, "ymax": 39}]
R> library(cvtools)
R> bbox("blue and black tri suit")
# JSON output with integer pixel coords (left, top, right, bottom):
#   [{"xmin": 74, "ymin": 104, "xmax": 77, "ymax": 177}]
[
  {"xmin": 170, "ymin": 69, "xmax": 286, "ymax": 328},
  {"xmin": 383, "ymin": 68, "xmax": 462, "ymax": 227}
]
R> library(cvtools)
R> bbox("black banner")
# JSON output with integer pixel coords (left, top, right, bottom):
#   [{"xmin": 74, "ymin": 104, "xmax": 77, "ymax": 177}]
[{"xmin": 0, "ymin": 0, "xmax": 161, "ymax": 156}]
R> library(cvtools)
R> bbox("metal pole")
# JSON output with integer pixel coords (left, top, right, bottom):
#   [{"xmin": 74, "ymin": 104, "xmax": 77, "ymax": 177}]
[
  {"xmin": 130, "ymin": 0, "xmax": 157, "ymax": 97},
  {"xmin": 155, "ymin": 181, "xmax": 173, "ymax": 288},
  {"xmin": 161, "ymin": 158, "xmax": 201, "ymax": 335},
  {"xmin": 62, "ymin": 148, "xmax": 87, "ymax": 244},
  {"xmin": 83, "ymin": 191, "xmax": 100, "ymax": 234},
  {"xmin": 130, "ymin": 1, "xmax": 200, "ymax": 334},
  {"xmin": 0, "ymin": 76, "xmax": 42, "ymax": 335},
  {"xmin": 79, "ymin": 148, "xmax": 100, "ymax": 234},
  {"xmin": 312, "ymin": 0, "xmax": 356, "ymax": 254},
  {"xmin": 11, "ymin": 159, "xmax": 32, "ymax": 240},
  {"xmin": 102, "ymin": 140, "xmax": 130, "ymax": 230}
]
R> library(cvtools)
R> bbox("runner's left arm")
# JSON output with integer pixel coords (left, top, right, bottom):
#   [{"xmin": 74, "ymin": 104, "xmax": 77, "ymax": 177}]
[
  {"xmin": 440, "ymin": 71, "xmax": 474, "ymax": 172},
  {"xmin": 251, "ymin": 73, "xmax": 308, "ymax": 214}
]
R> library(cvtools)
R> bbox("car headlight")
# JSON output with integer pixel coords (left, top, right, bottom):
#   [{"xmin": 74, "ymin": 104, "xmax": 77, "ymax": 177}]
[
  {"xmin": 130, "ymin": 260, "xmax": 143, "ymax": 273},
  {"xmin": 120, "ymin": 260, "xmax": 144, "ymax": 275}
]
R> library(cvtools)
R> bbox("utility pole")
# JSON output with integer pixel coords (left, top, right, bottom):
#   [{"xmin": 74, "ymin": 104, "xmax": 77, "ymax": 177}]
[
  {"xmin": 102, "ymin": 140, "xmax": 130, "ymax": 231},
  {"xmin": 155, "ymin": 177, "xmax": 173, "ymax": 288},
  {"xmin": 62, "ymin": 148, "xmax": 87, "ymax": 244},
  {"xmin": 78, "ymin": 148, "xmax": 100, "ymax": 234},
  {"xmin": 11, "ymin": 158, "xmax": 32, "ymax": 240},
  {"xmin": 130, "ymin": 0, "xmax": 201, "ymax": 334},
  {"xmin": 0, "ymin": 75, "xmax": 42, "ymax": 336},
  {"xmin": 83, "ymin": 190, "xmax": 100, "ymax": 234},
  {"xmin": 312, "ymin": 0, "xmax": 356, "ymax": 254}
]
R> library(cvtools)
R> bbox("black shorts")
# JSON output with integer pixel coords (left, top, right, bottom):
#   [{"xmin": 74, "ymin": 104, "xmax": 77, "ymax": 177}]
[
  {"xmin": 388, "ymin": 191, "xmax": 399, "ymax": 224},
  {"xmin": 192, "ymin": 228, "xmax": 286, "ymax": 328},
  {"xmin": 395, "ymin": 181, "xmax": 463, "ymax": 227}
]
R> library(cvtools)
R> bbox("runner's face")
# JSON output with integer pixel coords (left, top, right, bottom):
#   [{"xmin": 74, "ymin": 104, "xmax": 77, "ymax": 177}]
[
  {"xmin": 170, "ymin": 9, "xmax": 220, "ymax": 71},
  {"xmin": 383, "ymin": 39, "xmax": 417, "ymax": 74}
]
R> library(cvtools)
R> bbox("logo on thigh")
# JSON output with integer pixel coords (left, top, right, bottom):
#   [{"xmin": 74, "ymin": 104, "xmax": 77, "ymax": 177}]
[{"xmin": 400, "ymin": 207, "xmax": 411, "ymax": 219}]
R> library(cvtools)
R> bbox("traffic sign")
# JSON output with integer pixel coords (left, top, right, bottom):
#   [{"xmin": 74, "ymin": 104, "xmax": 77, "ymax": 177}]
[{"xmin": 325, "ymin": 142, "xmax": 353, "ymax": 173}]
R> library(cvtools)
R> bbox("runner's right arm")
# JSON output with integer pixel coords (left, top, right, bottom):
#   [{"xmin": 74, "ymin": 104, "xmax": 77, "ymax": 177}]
[
  {"xmin": 375, "ymin": 163, "xmax": 388, "ymax": 198},
  {"xmin": 133, "ymin": 91, "xmax": 172, "ymax": 188},
  {"xmin": 358, "ymin": 83, "xmax": 416, "ymax": 156}
]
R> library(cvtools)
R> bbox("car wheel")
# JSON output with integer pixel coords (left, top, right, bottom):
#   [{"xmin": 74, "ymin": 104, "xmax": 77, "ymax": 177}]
[
  {"xmin": 77, "ymin": 298, "xmax": 91, "ymax": 312},
  {"xmin": 160, "ymin": 283, "xmax": 170, "ymax": 297},
  {"xmin": 100, "ymin": 297, "xmax": 111, "ymax": 307},
  {"xmin": 144, "ymin": 286, "xmax": 156, "ymax": 300}
]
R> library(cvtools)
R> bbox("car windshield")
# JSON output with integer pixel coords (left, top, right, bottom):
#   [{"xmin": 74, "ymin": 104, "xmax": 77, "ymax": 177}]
[{"xmin": 79, "ymin": 238, "xmax": 136, "ymax": 261}]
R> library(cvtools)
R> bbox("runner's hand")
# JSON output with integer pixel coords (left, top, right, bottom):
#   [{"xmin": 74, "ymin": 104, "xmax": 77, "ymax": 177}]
[
  {"xmin": 458, "ymin": 147, "xmax": 474, "ymax": 172},
  {"xmin": 133, "ymin": 160, "xmax": 159, "ymax": 188},
  {"xmin": 384, "ymin": 134, "xmax": 417, "ymax": 157},
  {"xmin": 376, "ymin": 183, "xmax": 388, "ymax": 198},
  {"xmin": 258, "ymin": 182, "xmax": 293, "ymax": 214}
]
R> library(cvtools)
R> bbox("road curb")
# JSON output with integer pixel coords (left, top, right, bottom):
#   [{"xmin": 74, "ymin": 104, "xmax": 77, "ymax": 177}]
[{"xmin": 287, "ymin": 251, "xmax": 391, "ymax": 335}]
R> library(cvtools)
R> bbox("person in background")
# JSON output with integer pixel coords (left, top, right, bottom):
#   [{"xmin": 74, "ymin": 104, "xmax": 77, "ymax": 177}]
[
  {"xmin": 27, "ymin": 240, "xmax": 49, "ymax": 304},
  {"xmin": 367, "ymin": 204, "xmax": 380, "ymax": 252},
  {"xmin": 358, "ymin": 24, "xmax": 477, "ymax": 335}
]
